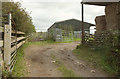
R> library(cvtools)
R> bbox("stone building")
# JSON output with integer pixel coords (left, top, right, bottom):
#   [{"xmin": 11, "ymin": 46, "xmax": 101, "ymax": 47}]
[{"xmin": 82, "ymin": 0, "xmax": 120, "ymax": 34}]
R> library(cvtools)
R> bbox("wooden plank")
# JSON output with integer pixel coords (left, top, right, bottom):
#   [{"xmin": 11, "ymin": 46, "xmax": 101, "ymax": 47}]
[
  {"xmin": 11, "ymin": 51, "xmax": 17, "ymax": 60},
  {"xmin": 12, "ymin": 31, "xmax": 25, "ymax": 35},
  {"xmin": 0, "ymin": 47, "xmax": 3, "ymax": 78},
  {"xmin": 0, "ymin": 27, "xmax": 3, "ymax": 32},
  {"xmin": 11, "ymin": 41, "xmax": 25, "ymax": 53},
  {"xmin": 9, "ymin": 58, "xmax": 16, "ymax": 72},
  {"xmin": 0, "ymin": 40, "xmax": 3, "ymax": 47},
  {"xmin": 11, "ymin": 37, "xmax": 26, "ymax": 43},
  {"xmin": 4, "ymin": 25, "xmax": 11, "ymax": 70},
  {"xmin": 10, "ymin": 41, "xmax": 25, "ymax": 71},
  {"xmin": 10, "ymin": 52, "xmax": 17, "ymax": 64}
]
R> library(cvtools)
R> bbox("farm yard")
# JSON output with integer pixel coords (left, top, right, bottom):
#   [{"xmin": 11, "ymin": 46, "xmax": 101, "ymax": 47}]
[
  {"xmin": 12, "ymin": 41, "xmax": 110, "ymax": 77},
  {"xmin": 0, "ymin": 0, "xmax": 120, "ymax": 78}
]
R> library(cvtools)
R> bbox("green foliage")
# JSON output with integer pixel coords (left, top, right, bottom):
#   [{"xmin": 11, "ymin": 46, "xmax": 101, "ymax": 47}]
[
  {"xmin": 74, "ymin": 45, "xmax": 119, "ymax": 76},
  {"xmin": 2, "ymin": 70, "xmax": 12, "ymax": 78},
  {"xmin": 84, "ymin": 30, "xmax": 120, "ymax": 76},
  {"xmin": 2, "ymin": 2, "xmax": 36, "ymax": 35},
  {"xmin": 62, "ymin": 36, "xmax": 81, "ymax": 43},
  {"xmin": 12, "ymin": 43, "xmax": 30, "ymax": 77}
]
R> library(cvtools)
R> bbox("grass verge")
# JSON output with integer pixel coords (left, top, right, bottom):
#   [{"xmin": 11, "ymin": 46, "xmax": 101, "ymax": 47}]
[
  {"xmin": 62, "ymin": 38, "xmax": 81, "ymax": 43},
  {"xmin": 73, "ymin": 45, "xmax": 118, "ymax": 75},
  {"xmin": 51, "ymin": 54, "xmax": 77, "ymax": 77},
  {"xmin": 12, "ymin": 43, "xmax": 30, "ymax": 77}
]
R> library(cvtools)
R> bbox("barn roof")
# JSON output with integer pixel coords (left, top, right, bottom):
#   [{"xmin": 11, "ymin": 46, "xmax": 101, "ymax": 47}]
[
  {"xmin": 82, "ymin": 0, "xmax": 120, "ymax": 6},
  {"xmin": 48, "ymin": 19, "xmax": 95, "ymax": 31}
]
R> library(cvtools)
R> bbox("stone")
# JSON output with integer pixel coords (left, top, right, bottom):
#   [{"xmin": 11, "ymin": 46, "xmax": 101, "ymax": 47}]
[
  {"xmin": 95, "ymin": 15, "xmax": 106, "ymax": 34},
  {"xmin": 105, "ymin": 3, "xmax": 118, "ymax": 31},
  {"xmin": 90, "ymin": 70, "xmax": 96, "ymax": 73}
]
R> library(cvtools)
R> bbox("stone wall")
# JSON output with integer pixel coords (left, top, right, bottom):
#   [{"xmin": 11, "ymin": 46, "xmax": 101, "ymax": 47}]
[
  {"xmin": 95, "ymin": 15, "xmax": 106, "ymax": 34},
  {"xmin": 105, "ymin": 3, "xmax": 118, "ymax": 31},
  {"xmin": 95, "ymin": 3, "xmax": 119, "ymax": 34}
]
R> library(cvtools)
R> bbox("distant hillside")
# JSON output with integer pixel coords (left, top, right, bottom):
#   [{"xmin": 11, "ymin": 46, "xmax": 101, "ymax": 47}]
[{"xmin": 48, "ymin": 19, "xmax": 95, "ymax": 31}]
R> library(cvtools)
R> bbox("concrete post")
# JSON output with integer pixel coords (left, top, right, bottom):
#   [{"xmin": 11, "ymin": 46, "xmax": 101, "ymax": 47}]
[
  {"xmin": 4, "ymin": 25, "xmax": 11, "ymax": 71},
  {"xmin": 8, "ymin": 13, "xmax": 11, "ymax": 26}
]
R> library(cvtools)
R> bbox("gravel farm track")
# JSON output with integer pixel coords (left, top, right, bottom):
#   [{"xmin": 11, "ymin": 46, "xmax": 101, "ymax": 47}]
[{"xmin": 24, "ymin": 41, "xmax": 109, "ymax": 77}]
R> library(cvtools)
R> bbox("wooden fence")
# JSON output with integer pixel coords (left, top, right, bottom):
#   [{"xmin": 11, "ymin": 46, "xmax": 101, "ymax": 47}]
[
  {"xmin": 0, "ymin": 24, "xmax": 26, "ymax": 73},
  {"xmin": 0, "ymin": 13, "xmax": 27, "ymax": 78}
]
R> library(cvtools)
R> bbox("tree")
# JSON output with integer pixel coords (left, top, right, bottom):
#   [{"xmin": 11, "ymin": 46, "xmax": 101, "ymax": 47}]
[{"xmin": 2, "ymin": 2, "xmax": 36, "ymax": 35}]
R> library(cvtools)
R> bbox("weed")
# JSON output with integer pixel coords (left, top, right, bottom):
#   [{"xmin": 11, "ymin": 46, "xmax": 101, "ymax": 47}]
[
  {"xmin": 51, "ymin": 54, "xmax": 77, "ymax": 77},
  {"xmin": 12, "ymin": 43, "xmax": 29, "ymax": 77},
  {"xmin": 73, "ymin": 45, "xmax": 118, "ymax": 75}
]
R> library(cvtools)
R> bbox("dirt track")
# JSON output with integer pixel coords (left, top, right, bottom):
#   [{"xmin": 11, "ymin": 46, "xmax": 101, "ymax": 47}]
[{"xmin": 24, "ymin": 42, "xmax": 109, "ymax": 77}]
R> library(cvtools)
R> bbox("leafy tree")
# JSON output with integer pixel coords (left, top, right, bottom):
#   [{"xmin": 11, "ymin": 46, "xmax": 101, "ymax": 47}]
[{"xmin": 2, "ymin": 2, "xmax": 36, "ymax": 35}]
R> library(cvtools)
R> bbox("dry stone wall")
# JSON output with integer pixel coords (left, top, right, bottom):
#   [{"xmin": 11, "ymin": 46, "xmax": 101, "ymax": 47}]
[
  {"xmin": 105, "ymin": 3, "xmax": 118, "ymax": 31},
  {"xmin": 95, "ymin": 3, "xmax": 119, "ymax": 34},
  {"xmin": 95, "ymin": 15, "xmax": 106, "ymax": 34}
]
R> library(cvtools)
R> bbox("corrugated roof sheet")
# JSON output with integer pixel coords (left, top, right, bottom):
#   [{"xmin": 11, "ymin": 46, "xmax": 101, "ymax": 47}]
[
  {"xmin": 48, "ymin": 19, "xmax": 95, "ymax": 31},
  {"xmin": 82, "ymin": 0, "xmax": 120, "ymax": 6}
]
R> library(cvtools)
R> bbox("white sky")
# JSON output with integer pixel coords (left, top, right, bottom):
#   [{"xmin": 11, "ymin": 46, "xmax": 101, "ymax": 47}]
[{"xmin": 14, "ymin": 0, "xmax": 105, "ymax": 32}]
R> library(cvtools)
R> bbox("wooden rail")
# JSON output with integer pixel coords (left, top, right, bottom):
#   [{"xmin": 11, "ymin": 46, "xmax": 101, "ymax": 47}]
[
  {"xmin": 0, "ymin": 13, "xmax": 27, "ymax": 77},
  {"xmin": 0, "ymin": 27, "xmax": 3, "ymax": 32},
  {"xmin": 11, "ymin": 37, "xmax": 26, "ymax": 43},
  {"xmin": 10, "ymin": 41, "xmax": 25, "ymax": 71},
  {"xmin": 0, "ymin": 24, "xmax": 26, "ymax": 72},
  {"xmin": 0, "ymin": 40, "xmax": 3, "ymax": 47},
  {"xmin": 12, "ymin": 31, "xmax": 25, "ymax": 35}
]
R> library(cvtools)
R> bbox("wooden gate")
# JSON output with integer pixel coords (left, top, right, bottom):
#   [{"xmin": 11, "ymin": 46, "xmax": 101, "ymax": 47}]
[{"xmin": 0, "ymin": 13, "xmax": 27, "ymax": 77}]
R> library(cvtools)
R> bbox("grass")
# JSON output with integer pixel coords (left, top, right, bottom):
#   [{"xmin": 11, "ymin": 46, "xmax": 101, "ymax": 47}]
[
  {"xmin": 73, "ymin": 45, "xmax": 118, "ymax": 75},
  {"xmin": 12, "ymin": 43, "xmax": 30, "ymax": 77},
  {"xmin": 29, "ymin": 40, "xmax": 55, "ymax": 45},
  {"xmin": 62, "ymin": 37, "xmax": 81, "ymax": 43},
  {"xmin": 51, "ymin": 54, "xmax": 77, "ymax": 77}
]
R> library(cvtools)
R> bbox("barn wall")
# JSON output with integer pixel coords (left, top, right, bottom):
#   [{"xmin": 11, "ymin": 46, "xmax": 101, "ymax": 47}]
[
  {"xmin": 95, "ymin": 15, "xmax": 106, "ymax": 34},
  {"xmin": 105, "ymin": 3, "xmax": 118, "ymax": 31},
  {"xmin": 95, "ymin": 3, "xmax": 119, "ymax": 34}
]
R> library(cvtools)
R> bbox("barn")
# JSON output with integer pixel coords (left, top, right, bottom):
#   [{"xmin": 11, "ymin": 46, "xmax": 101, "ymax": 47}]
[
  {"xmin": 81, "ymin": 0, "xmax": 120, "ymax": 46},
  {"xmin": 81, "ymin": 0, "xmax": 120, "ymax": 38},
  {"xmin": 48, "ymin": 19, "xmax": 95, "ymax": 41}
]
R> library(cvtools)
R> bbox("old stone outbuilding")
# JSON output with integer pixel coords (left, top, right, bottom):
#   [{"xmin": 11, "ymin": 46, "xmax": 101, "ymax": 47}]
[{"xmin": 82, "ymin": 0, "xmax": 120, "ymax": 34}]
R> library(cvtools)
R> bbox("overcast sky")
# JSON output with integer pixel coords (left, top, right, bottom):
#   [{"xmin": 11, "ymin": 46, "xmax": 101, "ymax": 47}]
[{"xmin": 14, "ymin": 0, "xmax": 105, "ymax": 32}]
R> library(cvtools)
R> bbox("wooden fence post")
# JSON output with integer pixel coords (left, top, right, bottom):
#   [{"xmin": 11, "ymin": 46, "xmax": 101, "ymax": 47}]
[
  {"xmin": 81, "ymin": 3, "xmax": 85, "ymax": 44},
  {"xmin": 4, "ymin": 25, "xmax": 11, "ymax": 71},
  {"xmin": 0, "ymin": 48, "xmax": 3, "ymax": 77},
  {"xmin": 0, "ymin": 1, "xmax": 2, "ymax": 78}
]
